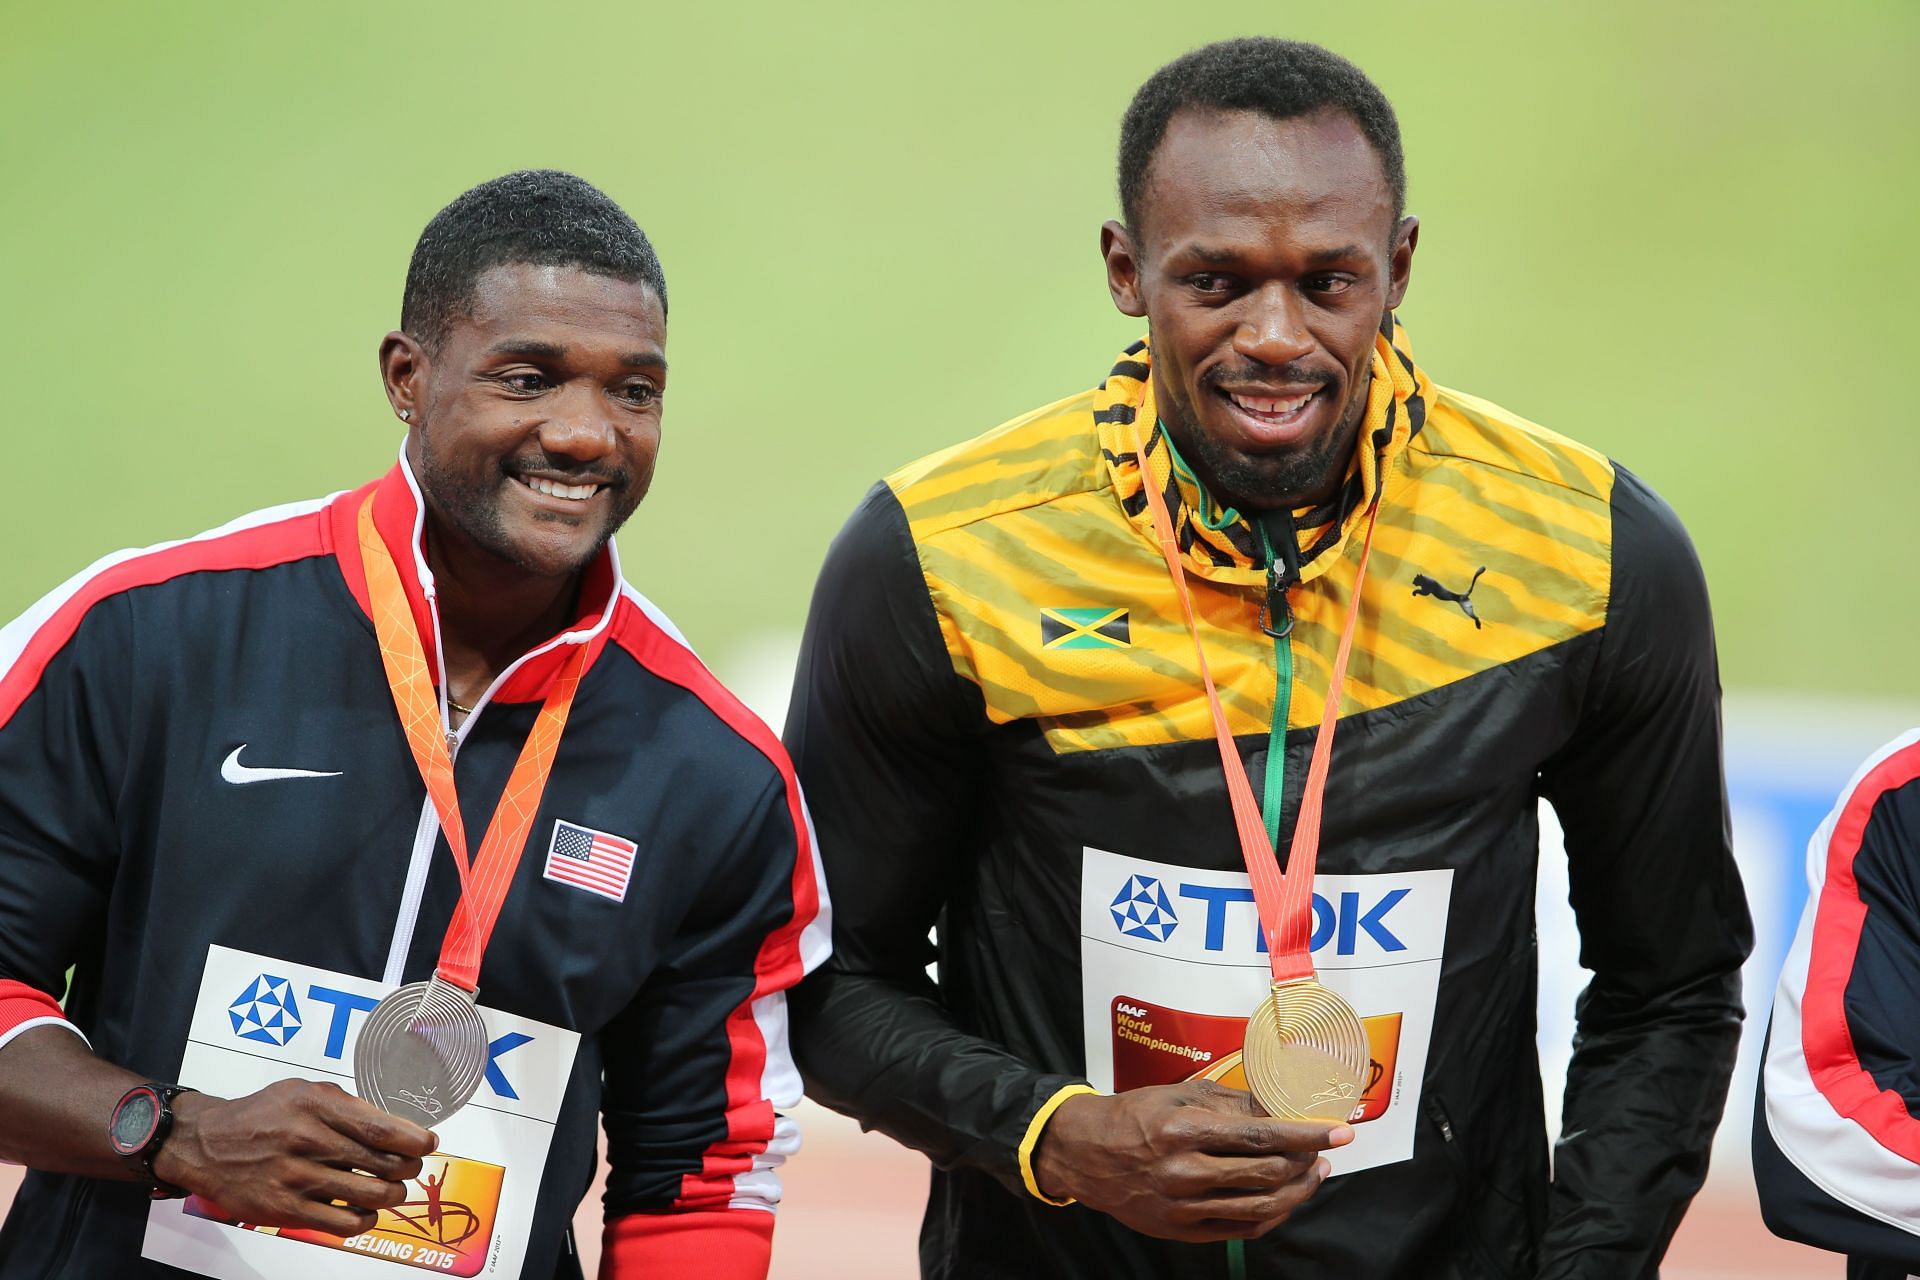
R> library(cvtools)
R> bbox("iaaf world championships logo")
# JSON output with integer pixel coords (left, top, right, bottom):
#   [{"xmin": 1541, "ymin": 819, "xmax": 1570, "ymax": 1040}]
[{"xmin": 186, "ymin": 1154, "xmax": 505, "ymax": 1274}]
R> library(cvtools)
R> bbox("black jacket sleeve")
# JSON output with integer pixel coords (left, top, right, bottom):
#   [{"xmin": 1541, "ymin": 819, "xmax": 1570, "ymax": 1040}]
[
  {"xmin": 0, "ymin": 589, "xmax": 132, "ymax": 1030},
  {"xmin": 1752, "ymin": 736, "xmax": 1920, "ymax": 1275},
  {"xmin": 783, "ymin": 482, "xmax": 1085, "ymax": 1196},
  {"xmin": 1535, "ymin": 466, "xmax": 1753, "ymax": 1278}
]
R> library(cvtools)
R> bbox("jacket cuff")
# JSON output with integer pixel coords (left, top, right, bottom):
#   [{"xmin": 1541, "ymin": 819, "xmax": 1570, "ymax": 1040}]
[
  {"xmin": 600, "ymin": 1207, "xmax": 774, "ymax": 1280},
  {"xmin": 0, "ymin": 980, "xmax": 82, "ymax": 1054},
  {"xmin": 1018, "ymin": 1083, "xmax": 1101, "ymax": 1206}
]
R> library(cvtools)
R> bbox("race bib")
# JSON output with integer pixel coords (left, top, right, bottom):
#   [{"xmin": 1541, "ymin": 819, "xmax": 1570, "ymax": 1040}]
[
  {"xmin": 142, "ymin": 946, "xmax": 580, "ymax": 1279},
  {"xmin": 1080, "ymin": 847, "xmax": 1452, "ymax": 1175}
]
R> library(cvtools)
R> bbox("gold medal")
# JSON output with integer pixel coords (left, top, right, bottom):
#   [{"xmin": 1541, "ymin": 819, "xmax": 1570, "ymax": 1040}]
[{"xmin": 1242, "ymin": 977, "xmax": 1370, "ymax": 1123}]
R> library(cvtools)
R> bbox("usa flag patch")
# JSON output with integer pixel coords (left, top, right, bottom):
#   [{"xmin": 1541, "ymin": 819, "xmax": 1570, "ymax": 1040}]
[{"xmin": 542, "ymin": 819, "xmax": 638, "ymax": 903}]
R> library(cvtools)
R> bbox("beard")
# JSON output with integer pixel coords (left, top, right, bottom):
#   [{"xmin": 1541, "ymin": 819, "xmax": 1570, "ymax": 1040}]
[
  {"xmin": 413, "ymin": 433, "xmax": 646, "ymax": 579},
  {"xmin": 1159, "ymin": 370, "xmax": 1371, "ymax": 514}
]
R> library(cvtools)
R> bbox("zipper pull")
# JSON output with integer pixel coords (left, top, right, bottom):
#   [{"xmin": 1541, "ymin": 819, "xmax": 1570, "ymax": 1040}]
[
  {"xmin": 1256, "ymin": 511, "xmax": 1301, "ymax": 638},
  {"xmin": 1259, "ymin": 564, "xmax": 1295, "ymax": 638}
]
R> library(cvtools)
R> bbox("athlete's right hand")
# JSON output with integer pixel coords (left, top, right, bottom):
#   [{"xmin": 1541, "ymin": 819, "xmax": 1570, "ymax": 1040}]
[
  {"xmin": 1030, "ymin": 1080, "xmax": 1351, "ymax": 1242},
  {"xmin": 151, "ymin": 1079, "xmax": 437, "ymax": 1236}
]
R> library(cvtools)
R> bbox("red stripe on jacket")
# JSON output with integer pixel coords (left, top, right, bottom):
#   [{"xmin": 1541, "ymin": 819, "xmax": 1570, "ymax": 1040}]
[
  {"xmin": 1802, "ymin": 737, "xmax": 1920, "ymax": 1161},
  {"xmin": 608, "ymin": 596, "xmax": 821, "ymax": 1218},
  {"xmin": 599, "ymin": 1208, "xmax": 773, "ymax": 1280}
]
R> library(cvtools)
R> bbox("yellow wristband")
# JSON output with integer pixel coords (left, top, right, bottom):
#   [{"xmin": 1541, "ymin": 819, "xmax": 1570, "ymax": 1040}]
[{"xmin": 1018, "ymin": 1083, "xmax": 1101, "ymax": 1206}]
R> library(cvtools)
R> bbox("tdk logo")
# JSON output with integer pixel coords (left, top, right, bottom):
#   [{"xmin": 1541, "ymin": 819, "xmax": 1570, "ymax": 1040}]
[
  {"xmin": 229, "ymin": 975, "xmax": 302, "ymax": 1047},
  {"xmin": 224, "ymin": 975, "xmax": 533, "ymax": 1100},
  {"xmin": 1115, "ymin": 882, "xmax": 1411, "ymax": 956},
  {"xmin": 1110, "ymin": 875, "xmax": 1179, "ymax": 942}
]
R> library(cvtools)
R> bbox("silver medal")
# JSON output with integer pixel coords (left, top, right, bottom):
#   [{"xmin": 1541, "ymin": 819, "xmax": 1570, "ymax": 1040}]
[{"xmin": 353, "ymin": 975, "xmax": 489, "ymax": 1128}]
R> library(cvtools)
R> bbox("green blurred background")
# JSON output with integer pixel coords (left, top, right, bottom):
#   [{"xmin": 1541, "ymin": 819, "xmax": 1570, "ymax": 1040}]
[
  {"xmin": 3, "ymin": 5, "xmax": 1916, "ymax": 1272},
  {"xmin": 2, "ymin": 0, "xmax": 1915, "ymax": 696}
]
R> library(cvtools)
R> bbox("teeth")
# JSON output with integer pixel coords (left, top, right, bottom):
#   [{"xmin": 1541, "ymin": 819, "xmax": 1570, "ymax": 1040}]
[
  {"xmin": 522, "ymin": 476, "xmax": 600, "ymax": 501},
  {"xmin": 1229, "ymin": 390, "xmax": 1314, "ymax": 418}
]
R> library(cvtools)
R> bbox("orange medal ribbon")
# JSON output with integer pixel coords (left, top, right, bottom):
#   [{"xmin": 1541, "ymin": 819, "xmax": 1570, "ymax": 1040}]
[
  {"xmin": 1127, "ymin": 420, "xmax": 1379, "ymax": 985},
  {"xmin": 357, "ymin": 494, "xmax": 588, "ymax": 993}
]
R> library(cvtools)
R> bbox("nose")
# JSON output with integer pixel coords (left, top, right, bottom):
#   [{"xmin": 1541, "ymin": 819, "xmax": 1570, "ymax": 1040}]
[
  {"xmin": 1233, "ymin": 283, "xmax": 1314, "ymax": 367},
  {"xmin": 535, "ymin": 386, "xmax": 620, "ymax": 462}
]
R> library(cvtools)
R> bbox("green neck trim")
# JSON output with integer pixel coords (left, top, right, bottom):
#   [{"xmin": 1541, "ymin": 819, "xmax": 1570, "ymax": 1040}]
[{"xmin": 1159, "ymin": 422, "xmax": 1242, "ymax": 532}]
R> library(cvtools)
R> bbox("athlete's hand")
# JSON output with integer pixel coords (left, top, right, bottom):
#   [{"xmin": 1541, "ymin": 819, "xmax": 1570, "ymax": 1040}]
[
  {"xmin": 152, "ymin": 1080, "xmax": 437, "ymax": 1235},
  {"xmin": 1031, "ymin": 1081, "xmax": 1351, "ymax": 1242}
]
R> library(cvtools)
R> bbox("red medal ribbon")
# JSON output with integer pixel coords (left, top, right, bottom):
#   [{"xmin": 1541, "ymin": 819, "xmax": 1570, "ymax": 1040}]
[
  {"xmin": 1127, "ymin": 419, "xmax": 1379, "ymax": 985},
  {"xmin": 357, "ymin": 494, "xmax": 588, "ymax": 993}
]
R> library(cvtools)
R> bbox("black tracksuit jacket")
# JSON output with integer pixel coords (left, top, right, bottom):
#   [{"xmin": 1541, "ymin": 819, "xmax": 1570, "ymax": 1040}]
[
  {"xmin": 784, "ymin": 331, "xmax": 1752, "ymax": 1278},
  {"xmin": 0, "ymin": 461, "xmax": 827, "ymax": 1278}
]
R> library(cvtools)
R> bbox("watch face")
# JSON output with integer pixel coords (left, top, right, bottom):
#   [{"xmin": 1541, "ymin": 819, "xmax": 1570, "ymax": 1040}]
[{"xmin": 110, "ymin": 1088, "xmax": 161, "ymax": 1155}]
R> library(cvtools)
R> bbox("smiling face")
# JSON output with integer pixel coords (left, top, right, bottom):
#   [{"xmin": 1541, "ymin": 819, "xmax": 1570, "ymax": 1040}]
[
  {"xmin": 1103, "ymin": 107, "xmax": 1416, "ymax": 512},
  {"xmin": 382, "ymin": 263, "xmax": 667, "ymax": 579}
]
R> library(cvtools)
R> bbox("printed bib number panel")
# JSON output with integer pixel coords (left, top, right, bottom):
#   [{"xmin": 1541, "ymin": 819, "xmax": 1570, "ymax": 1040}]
[
  {"xmin": 142, "ymin": 945, "xmax": 580, "ymax": 1279},
  {"xmin": 1082, "ymin": 847, "xmax": 1452, "ymax": 1175}
]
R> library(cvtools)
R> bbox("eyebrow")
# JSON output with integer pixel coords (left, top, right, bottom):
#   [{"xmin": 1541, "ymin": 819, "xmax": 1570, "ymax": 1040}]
[
  {"xmin": 487, "ymin": 339, "xmax": 568, "ymax": 359},
  {"xmin": 1178, "ymin": 243, "xmax": 1370, "ymax": 266}
]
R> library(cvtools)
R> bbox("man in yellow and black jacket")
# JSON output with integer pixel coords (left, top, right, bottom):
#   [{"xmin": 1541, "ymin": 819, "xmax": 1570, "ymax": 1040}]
[{"xmin": 786, "ymin": 38, "xmax": 1751, "ymax": 1279}]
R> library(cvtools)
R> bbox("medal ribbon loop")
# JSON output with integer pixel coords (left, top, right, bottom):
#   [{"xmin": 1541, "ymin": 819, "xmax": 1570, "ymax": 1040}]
[
  {"xmin": 357, "ymin": 494, "xmax": 588, "ymax": 993},
  {"xmin": 1126, "ymin": 419, "xmax": 1378, "ymax": 985}
]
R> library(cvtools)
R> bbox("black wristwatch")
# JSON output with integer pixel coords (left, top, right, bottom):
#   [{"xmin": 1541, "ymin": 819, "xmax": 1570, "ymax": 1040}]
[{"xmin": 107, "ymin": 1083, "xmax": 196, "ymax": 1200}]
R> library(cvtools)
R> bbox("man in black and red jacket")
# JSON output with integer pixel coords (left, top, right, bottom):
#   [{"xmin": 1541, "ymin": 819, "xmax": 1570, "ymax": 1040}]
[
  {"xmin": 1755, "ymin": 730, "xmax": 1920, "ymax": 1278},
  {"xmin": 0, "ymin": 170, "xmax": 828, "ymax": 1279}
]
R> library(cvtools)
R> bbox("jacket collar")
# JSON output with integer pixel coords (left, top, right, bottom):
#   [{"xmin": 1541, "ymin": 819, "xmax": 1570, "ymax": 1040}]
[
  {"xmin": 330, "ymin": 445, "xmax": 622, "ymax": 704},
  {"xmin": 1094, "ymin": 317, "xmax": 1430, "ymax": 585}
]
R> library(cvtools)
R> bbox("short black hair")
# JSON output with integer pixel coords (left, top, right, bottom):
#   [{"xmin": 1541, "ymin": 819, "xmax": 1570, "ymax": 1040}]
[
  {"xmin": 1118, "ymin": 38, "xmax": 1406, "ymax": 233},
  {"xmin": 401, "ymin": 169, "xmax": 667, "ymax": 352}
]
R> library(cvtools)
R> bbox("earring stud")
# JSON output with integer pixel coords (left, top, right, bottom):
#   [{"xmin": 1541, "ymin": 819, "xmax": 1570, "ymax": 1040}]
[{"xmin": 399, "ymin": 409, "xmax": 412, "ymax": 421}]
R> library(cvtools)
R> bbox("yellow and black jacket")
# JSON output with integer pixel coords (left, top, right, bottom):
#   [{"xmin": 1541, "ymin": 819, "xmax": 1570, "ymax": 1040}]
[{"xmin": 786, "ymin": 324, "xmax": 1752, "ymax": 1279}]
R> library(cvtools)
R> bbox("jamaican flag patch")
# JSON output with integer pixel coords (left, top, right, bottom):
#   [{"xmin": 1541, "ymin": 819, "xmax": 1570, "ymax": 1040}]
[{"xmin": 1040, "ymin": 607, "xmax": 1131, "ymax": 650}]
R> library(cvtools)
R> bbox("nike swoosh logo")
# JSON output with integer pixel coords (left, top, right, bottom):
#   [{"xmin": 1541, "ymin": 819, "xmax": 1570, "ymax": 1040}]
[{"xmin": 220, "ymin": 745, "xmax": 343, "ymax": 785}]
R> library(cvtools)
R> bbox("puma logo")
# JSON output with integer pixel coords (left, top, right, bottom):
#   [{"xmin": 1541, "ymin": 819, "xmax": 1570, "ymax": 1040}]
[{"xmin": 1411, "ymin": 566, "xmax": 1487, "ymax": 629}]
